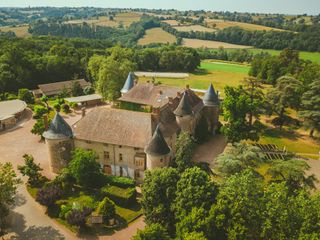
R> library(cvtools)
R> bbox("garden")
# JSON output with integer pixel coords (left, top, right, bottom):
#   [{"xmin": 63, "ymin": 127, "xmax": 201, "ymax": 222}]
[{"xmin": 19, "ymin": 149, "xmax": 142, "ymax": 236}]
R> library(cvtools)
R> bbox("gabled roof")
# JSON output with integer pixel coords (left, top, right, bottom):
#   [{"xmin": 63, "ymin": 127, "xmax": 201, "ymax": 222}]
[
  {"xmin": 72, "ymin": 107, "xmax": 153, "ymax": 149},
  {"xmin": 43, "ymin": 112, "xmax": 73, "ymax": 140},
  {"xmin": 173, "ymin": 92, "xmax": 193, "ymax": 117},
  {"xmin": 121, "ymin": 72, "xmax": 135, "ymax": 94},
  {"xmin": 203, "ymin": 83, "xmax": 220, "ymax": 106},
  {"xmin": 38, "ymin": 79, "xmax": 91, "ymax": 96},
  {"xmin": 119, "ymin": 83, "xmax": 183, "ymax": 108},
  {"xmin": 145, "ymin": 125, "xmax": 171, "ymax": 156}
]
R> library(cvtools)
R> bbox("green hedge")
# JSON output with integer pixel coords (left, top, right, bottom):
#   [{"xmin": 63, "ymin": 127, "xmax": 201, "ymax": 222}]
[
  {"xmin": 101, "ymin": 185, "xmax": 137, "ymax": 207},
  {"xmin": 104, "ymin": 175, "xmax": 135, "ymax": 188}
]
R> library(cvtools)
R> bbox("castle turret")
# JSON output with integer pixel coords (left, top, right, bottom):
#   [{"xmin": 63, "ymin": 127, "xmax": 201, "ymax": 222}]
[
  {"xmin": 203, "ymin": 83, "xmax": 220, "ymax": 134},
  {"xmin": 174, "ymin": 91, "xmax": 194, "ymax": 134},
  {"xmin": 145, "ymin": 125, "xmax": 171, "ymax": 170},
  {"xmin": 120, "ymin": 72, "xmax": 135, "ymax": 95},
  {"xmin": 43, "ymin": 112, "xmax": 74, "ymax": 173}
]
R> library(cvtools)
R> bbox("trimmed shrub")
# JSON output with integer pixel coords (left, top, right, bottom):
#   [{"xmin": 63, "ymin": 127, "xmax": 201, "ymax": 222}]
[
  {"xmin": 53, "ymin": 102, "xmax": 61, "ymax": 112},
  {"xmin": 18, "ymin": 88, "xmax": 34, "ymax": 104},
  {"xmin": 66, "ymin": 207, "xmax": 92, "ymax": 228},
  {"xmin": 104, "ymin": 175, "xmax": 135, "ymax": 188},
  {"xmin": 33, "ymin": 105, "xmax": 48, "ymax": 119},
  {"xmin": 62, "ymin": 103, "xmax": 70, "ymax": 113},
  {"xmin": 83, "ymin": 86, "xmax": 95, "ymax": 95},
  {"xmin": 101, "ymin": 185, "xmax": 137, "ymax": 207},
  {"xmin": 96, "ymin": 197, "xmax": 116, "ymax": 222}
]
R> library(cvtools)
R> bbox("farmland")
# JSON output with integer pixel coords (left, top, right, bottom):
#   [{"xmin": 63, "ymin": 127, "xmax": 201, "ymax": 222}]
[
  {"xmin": 0, "ymin": 25, "xmax": 30, "ymax": 37},
  {"xmin": 66, "ymin": 12, "xmax": 142, "ymax": 28},
  {"xmin": 205, "ymin": 19, "xmax": 287, "ymax": 31},
  {"xmin": 182, "ymin": 38, "xmax": 252, "ymax": 49},
  {"xmin": 138, "ymin": 60, "xmax": 250, "ymax": 96},
  {"xmin": 138, "ymin": 27, "xmax": 177, "ymax": 45},
  {"xmin": 173, "ymin": 25, "xmax": 216, "ymax": 32}
]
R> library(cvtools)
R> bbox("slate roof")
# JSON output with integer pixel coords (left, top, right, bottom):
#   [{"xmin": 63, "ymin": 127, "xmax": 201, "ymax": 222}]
[
  {"xmin": 203, "ymin": 83, "xmax": 220, "ymax": 106},
  {"xmin": 72, "ymin": 107, "xmax": 153, "ymax": 148},
  {"xmin": 43, "ymin": 112, "xmax": 73, "ymax": 140},
  {"xmin": 174, "ymin": 89, "xmax": 204, "ymax": 116},
  {"xmin": 119, "ymin": 83, "xmax": 183, "ymax": 108},
  {"xmin": 38, "ymin": 79, "xmax": 91, "ymax": 96},
  {"xmin": 145, "ymin": 125, "xmax": 171, "ymax": 156},
  {"xmin": 121, "ymin": 72, "xmax": 135, "ymax": 94}
]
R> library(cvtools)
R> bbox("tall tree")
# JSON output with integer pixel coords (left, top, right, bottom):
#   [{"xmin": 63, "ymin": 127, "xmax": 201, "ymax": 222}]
[
  {"xmin": 0, "ymin": 162, "xmax": 21, "ymax": 231},
  {"xmin": 132, "ymin": 223, "xmax": 172, "ymax": 240},
  {"xmin": 267, "ymin": 76, "xmax": 303, "ymax": 129},
  {"xmin": 142, "ymin": 168, "xmax": 180, "ymax": 235},
  {"xmin": 173, "ymin": 132, "xmax": 195, "ymax": 172},
  {"xmin": 299, "ymin": 79, "xmax": 320, "ymax": 137}
]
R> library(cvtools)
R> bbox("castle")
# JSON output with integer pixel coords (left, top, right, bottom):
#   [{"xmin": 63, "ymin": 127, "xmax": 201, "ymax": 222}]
[{"xmin": 43, "ymin": 73, "xmax": 220, "ymax": 182}]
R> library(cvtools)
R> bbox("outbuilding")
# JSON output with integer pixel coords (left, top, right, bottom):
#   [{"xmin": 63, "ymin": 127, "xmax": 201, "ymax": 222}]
[{"xmin": 0, "ymin": 99, "xmax": 27, "ymax": 131}]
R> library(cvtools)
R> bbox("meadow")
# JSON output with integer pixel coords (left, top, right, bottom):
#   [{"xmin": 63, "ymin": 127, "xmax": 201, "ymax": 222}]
[
  {"xmin": 182, "ymin": 38, "xmax": 252, "ymax": 49},
  {"xmin": 0, "ymin": 25, "xmax": 31, "ymax": 38},
  {"xmin": 173, "ymin": 25, "xmax": 216, "ymax": 32},
  {"xmin": 205, "ymin": 19, "xmax": 286, "ymax": 32},
  {"xmin": 138, "ymin": 27, "xmax": 177, "ymax": 45}
]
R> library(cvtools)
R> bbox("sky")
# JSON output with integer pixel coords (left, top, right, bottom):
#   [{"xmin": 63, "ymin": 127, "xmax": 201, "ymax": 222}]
[{"xmin": 0, "ymin": 0, "xmax": 319, "ymax": 15}]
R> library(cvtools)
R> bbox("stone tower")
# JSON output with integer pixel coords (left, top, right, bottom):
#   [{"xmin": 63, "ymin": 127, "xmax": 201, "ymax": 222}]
[
  {"xmin": 203, "ymin": 83, "xmax": 220, "ymax": 134},
  {"xmin": 145, "ymin": 125, "xmax": 171, "ymax": 170},
  {"xmin": 120, "ymin": 72, "xmax": 135, "ymax": 95},
  {"xmin": 174, "ymin": 91, "xmax": 195, "ymax": 134},
  {"xmin": 43, "ymin": 112, "xmax": 74, "ymax": 173}
]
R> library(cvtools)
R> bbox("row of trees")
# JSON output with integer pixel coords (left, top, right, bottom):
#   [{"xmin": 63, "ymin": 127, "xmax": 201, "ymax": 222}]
[{"xmin": 163, "ymin": 24, "xmax": 320, "ymax": 52}]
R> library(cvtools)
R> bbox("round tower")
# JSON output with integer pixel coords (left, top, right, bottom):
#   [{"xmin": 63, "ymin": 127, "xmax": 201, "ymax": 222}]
[
  {"xmin": 174, "ymin": 91, "xmax": 194, "ymax": 134},
  {"xmin": 120, "ymin": 72, "xmax": 135, "ymax": 95},
  {"xmin": 145, "ymin": 125, "xmax": 171, "ymax": 170},
  {"xmin": 203, "ymin": 83, "xmax": 220, "ymax": 134},
  {"xmin": 43, "ymin": 112, "xmax": 74, "ymax": 173}
]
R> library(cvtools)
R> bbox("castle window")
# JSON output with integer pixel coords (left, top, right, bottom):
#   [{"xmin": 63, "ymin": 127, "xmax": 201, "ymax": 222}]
[
  {"xmin": 119, "ymin": 153, "xmax": 123, "ymax": 161},
  {"xmin": 104, "ymin": 151, "xmax": 110, "ymax": 161},
  {"xmin": 85, "ymin": 140, "xmax": 92, "ymax": 144},
  {"xmin": 119, "ymin": 145, "xmax": 122, "ymax": 148}
]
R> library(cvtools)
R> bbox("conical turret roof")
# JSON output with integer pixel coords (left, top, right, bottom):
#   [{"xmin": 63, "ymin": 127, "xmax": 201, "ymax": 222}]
[
  {"xmin": 121, "ymin": 72, "xmax": 135, "ymax": 94},
  {"xmin": 173, "ymin": 91, "xmax": 193, "ymax": 117},
  {"xmin": 203, "ymin": 83, "xmax": 220, "ymax": 106},
  {"xmin": 145, "ymin": 125, "xmax": 170, "ymax": 156},
  {"xmin": 43, "ymin": 112, "xmax": 73, "ymax": 139}
]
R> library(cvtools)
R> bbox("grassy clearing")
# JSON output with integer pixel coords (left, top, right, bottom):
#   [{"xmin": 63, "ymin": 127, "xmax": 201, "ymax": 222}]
[
  {"xmin": 248, "ymin": 48, "xmax": 320, "ymax": 63},
  {"xmin": 205, "ymin": 19, "xmax": 286, "ymax": 32},
  {"xmin": 162, "ymin": 20, "xmax": 180, "ymax": 26},
  {"xmin": 173, "ymin": 25, "xmax": 216, "ymax": 32},
  {"xmin": 0, "ymin": 25, "xmax": 30, "ymax": 38},
  {"xmin": 182, "ymin": 38, "xmax": 252, "ymax": 49},
  {"xmin": 138, "ymin": 27, "xmax": 176, "ymax": 45},
  {"xmin": 138, "ymin": 60, "xmax": 249, "ymax": 96}
]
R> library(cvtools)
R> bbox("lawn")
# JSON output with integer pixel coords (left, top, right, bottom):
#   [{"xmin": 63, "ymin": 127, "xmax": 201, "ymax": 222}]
[
  {"xmin": 138, "ymin": 27, "xmax": 177, "ymax": 45},
  {"xmin": 138, "ymin": 60, "xmax": 249, "ymax": 96}
]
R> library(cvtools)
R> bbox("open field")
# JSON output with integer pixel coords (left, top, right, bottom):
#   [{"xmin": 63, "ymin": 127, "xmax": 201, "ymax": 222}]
[
  {"xmin": 138, "ymin": 27, "xmax": 176, "ymax": 45},
  {"xmin": 66, "ymin": 12, "xmax": 141, "ymax": 28},
  {"xmin": 247, "ymin": 48, "xmax": 320, "ymax": 63},
  {"xmin": 182, "ymin": 38, "xmax": 252, "ymax": 49},
  {"xmin": 205, "ymin": 19, "xmax": 286, "ymax": 31},
  {"xmin": 173, "ymin": 25, "xmax": 216, "ymax": 32},
  {"xmin": 138, "ymin": 60, "xmax": 249, "ymax": 96},
  {"xmin": 0, "ymin": 25, "xmax": 30, "ymax": 37},
  {"xmin": 162, "ymin": 20, "xmax": 180, "ymax": 25}
]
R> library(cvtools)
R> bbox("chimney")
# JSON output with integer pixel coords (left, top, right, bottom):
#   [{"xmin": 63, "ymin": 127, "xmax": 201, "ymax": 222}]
[
  {"xmin": 151, "ymin": 108, "xmax": 161, "ymax": 124},
  {"xmin": 81, "ymin": 107, "xmax": 86, "ymax": 118},
  {"xmin": 186, "ymin": 84, "xmax": 190, "ymax": 89},
  {"xmin": 168, "ymin": 97, "xmax": 173, "ymax": 104},
  {"xmin": 43, "ymin": 114, "xmax": 49, "ymax": 131}
]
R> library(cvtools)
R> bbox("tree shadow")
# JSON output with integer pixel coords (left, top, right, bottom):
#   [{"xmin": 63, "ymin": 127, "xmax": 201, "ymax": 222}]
[
  {"xmin": 13, "ymin": 193, "xmax": 27, "ymax": 207},
  {"xmin": 193, "ymin": 68, "xmax": 209, "ymax": 75},
  {"xmin": 263, "ymin": 127, "xmax": 300, "ymax": 141},
  {"xmin": 7, "ymin": 211, "xmax": 65, "ymax": 240}
]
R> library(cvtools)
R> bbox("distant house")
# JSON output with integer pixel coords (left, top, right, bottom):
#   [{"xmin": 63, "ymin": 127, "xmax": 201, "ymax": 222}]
[{"xmin": 33, "ymin": 79, "xmax": 91, "ymax": 97}]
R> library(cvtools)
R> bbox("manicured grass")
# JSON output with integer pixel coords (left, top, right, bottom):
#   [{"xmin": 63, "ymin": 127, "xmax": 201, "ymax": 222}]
[
  {"xmin": 139, "ymin": 60, "xmax": 249, "ymax": 96},
  {"xmin": 259, "ymin": 128, "xmax": 320, "ymax": 156},
  {"xmin": 138, "ymin": 27, "xmax": 176, "ymax": 45}
]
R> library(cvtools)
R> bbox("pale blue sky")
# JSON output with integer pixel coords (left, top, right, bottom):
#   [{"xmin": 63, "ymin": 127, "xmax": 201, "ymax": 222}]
[{"xmin": 0, "ymin": 0, "xmax": 319, "ymax": 15}]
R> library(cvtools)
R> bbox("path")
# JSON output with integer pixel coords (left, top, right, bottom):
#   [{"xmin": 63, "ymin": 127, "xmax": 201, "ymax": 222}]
[
  {"xmin": 192, "ymin": 134, "xmax": 227, "ymax": 168},
  {"xmin": 0, "ymin": 107, "xmax": 144, "ymax": 240}
]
